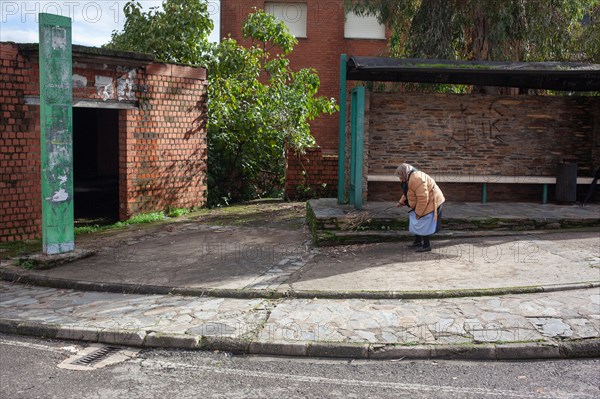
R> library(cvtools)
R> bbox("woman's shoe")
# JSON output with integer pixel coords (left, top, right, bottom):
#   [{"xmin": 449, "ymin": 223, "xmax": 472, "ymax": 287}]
[
  {"xmin": 407, "ymin": 241, "xmax": 422, "ymax": 248},
  {"xmin": 415, "ymin": 245, "xmax": 431, "ymax": 252}
]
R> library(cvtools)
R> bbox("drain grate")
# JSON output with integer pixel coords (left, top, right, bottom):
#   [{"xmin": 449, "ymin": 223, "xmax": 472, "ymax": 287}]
[
  {"xmin": 58, "ymin": 344, "xmax": 139, "ymax": 371},
  {"xmin": 70, "ymin": 346, "xmax": 121, "ymax": 367}
]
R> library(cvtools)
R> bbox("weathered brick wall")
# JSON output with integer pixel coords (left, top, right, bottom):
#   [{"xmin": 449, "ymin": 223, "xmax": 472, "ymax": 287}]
[
  {"xmin": 0, "ymin": 42, "xmax": 208, "ymax": 242},
  {"xmin": 285, "ymin": 148, "xmax": 338, "ymax": 200},
  {"xmin": 121, "ymin": 63, "xmax": 207, "ymax": 218},
  {"xmin": 0, "ymin": 43, "xmax": 41, "ymax": 241},
  {"xmin": 367, "ymin": 92, "xmax": 600, "ymax": 202}
]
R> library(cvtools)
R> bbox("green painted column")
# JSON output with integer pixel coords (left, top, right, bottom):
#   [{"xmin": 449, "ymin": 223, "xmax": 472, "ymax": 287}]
[
  {"xmin": 482, "ymin": 183, "xmax": 487, "ymax": 204},
  {"xmin": 349, "ymin": 87, "xmax": 365, "ymax": 210},
  {"xmin": 39, "ymin": 13, "xmax": 74, "ymax": 255},
  {"xmin": 337, "ymin": 54, "xmax": 347, "ymax": 204}
]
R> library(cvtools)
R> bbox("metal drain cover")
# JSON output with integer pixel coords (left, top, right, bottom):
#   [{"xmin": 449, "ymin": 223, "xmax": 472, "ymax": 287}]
[{"xmin": 58, "ymin": 344, "xmax": 139, "ymax": 371}]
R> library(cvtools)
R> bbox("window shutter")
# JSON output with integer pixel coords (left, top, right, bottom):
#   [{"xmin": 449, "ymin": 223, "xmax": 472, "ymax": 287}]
[
  {"xmin": 344, "ymin": 12, "xmax": 385, "ymax": 40},
  {"xmin": 265, "ymin": 2, "xmax": 308, "ymax": 38}
]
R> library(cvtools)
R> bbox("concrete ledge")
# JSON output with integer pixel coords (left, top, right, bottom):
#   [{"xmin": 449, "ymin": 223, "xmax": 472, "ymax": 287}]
[
  {"xmin": 559, "ymin": 338, "xmax": 600, "ymax": 358},
  {"xmin": 2, "ymin": 267, "xmax": 598, "ymax": 301},
  {"xmin": 249, "ymin": 341, "xmax": 309, "ymax": 357},
  {"xmin": 17, "ymin": 321, "xmax": 61, "ymax": 339},
  {"xmin": 18, "ymin": 249, "xmax": 96, "ymax": 270},
  {"xmin": 307, "ymin": 342, "xmax": 370, "ymax": 359},
  {"xmin": 202, "ymin": 336, "xmax": 251, "ymax": 354},
  {"xmin": 56, "ymin": 326, "xmax": 102, "ymax": 342},
  {"xmin": 431, "ymin": 344, "xmax": 497, "ymax": 360},
  {"xmin": 0, "ymin": 319, "xmax": 19, "ymax": 335},
  {"xmin": 496, "ymin": 342, "xmax": 560, "ymax": 360},
  {"xmin": 144, "ymin": 333, "xmax": 201, "ymax": 349},
  {"xmin": 369, "ymin": 345, "xmax": 431, "ymax": 360},
  {"xmin": 98, "ymin": 329, "xmax": 146, "ymax": 347},
  {"xmin": 2, "ymin": 317, "xmax": 600, "ymax": 361}
]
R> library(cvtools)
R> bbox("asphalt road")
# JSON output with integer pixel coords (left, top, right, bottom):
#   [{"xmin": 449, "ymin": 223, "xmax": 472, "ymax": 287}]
[{"xmin": 1, "ymin": 334, "xmax": 598, "ymax": 399}]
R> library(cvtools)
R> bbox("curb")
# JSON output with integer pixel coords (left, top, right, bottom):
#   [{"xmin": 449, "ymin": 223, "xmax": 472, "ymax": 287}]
[
  {"xmin": 2, "ymin": 268, "xmax": 599, "ymax": 300},
  {"xmin": 2, "ymin": 319, "xmax": 599, "ymax": 361}
]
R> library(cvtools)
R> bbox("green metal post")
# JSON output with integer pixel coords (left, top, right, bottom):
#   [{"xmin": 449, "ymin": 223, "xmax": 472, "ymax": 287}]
[
  {"xmin": 349, "ymin": 87, "xmax": 365, "ymax": 209},
  {"xmin": 542, "ymin": 184, "xmax": 548, "ymax": 204},
  {"xmin": 482, "ymin": 183, "xmax": 488, "ymax": 204},
  {"xmin": 39, "ymin": 13, "xmax": 74, "ymax": 255},
  {"xmin": 337, "ymin": 54, "xmax": 347, "ymax": 204}
]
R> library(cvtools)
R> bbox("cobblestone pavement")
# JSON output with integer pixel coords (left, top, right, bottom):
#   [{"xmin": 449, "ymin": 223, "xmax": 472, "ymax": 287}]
[
  {"xmin": 1, "ymin": 282, "xmax": 598, "ymax": 352},
  {"xmin": 1, "ymin": 202, "xmax": 599, "ymax": 359}
]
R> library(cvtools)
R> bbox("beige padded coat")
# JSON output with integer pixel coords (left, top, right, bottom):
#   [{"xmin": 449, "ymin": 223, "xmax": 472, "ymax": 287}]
[{"xmin": 399, "ymin": 170, "xmax": 445, "ymax": 219}]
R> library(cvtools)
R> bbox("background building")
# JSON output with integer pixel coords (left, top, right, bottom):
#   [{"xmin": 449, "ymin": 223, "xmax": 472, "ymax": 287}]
[{"xmin": 220, "ymin": 0, "xmax": 389, "ymax": 198}]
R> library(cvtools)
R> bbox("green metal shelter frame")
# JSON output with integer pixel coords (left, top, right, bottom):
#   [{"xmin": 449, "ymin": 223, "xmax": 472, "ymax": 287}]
[{"xmin": 337, "ymin": 54, "xmax": 600, "ymax": 209}]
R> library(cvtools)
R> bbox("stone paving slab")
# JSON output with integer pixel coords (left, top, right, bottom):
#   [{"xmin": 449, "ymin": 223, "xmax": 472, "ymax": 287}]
[
  {"xmin": 259, "ymin": 289, "xmax": 599, "ymax": 345},
  {"xmin": 4, "ymin": 224, "xmax": 313, "ymax": 290},
  {"xmin": 3, "ymin": 230, "xmax": 598, "ymax": 298},
  {"xmin": 0, "ymin": 282, "xmax": 269, "ymax": 339},
  {"xmin": 288, "ymin": 232, "xmax": 600, "ymax": 293},
  {"xmin": 310, "ymin": 199, "xmax": 600, "ymax": 222},
  {"xmin": 1, "ymin": 281, "xmax": 598, "ymax": 360}
]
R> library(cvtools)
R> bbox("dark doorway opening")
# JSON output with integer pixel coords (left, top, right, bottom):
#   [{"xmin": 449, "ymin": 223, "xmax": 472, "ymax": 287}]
[{"xmin": 73, "ymin": 108, "xmax": 120, "ymax": 226}]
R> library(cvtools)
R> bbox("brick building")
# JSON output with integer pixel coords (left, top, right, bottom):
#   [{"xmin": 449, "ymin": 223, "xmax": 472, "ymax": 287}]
[
  {"xmin": 220, "ymin": 0, "xmax": 389, "ymax": 198},
  {"xmin": 0, "ymin": 42, "xmax": 208, "ymax": 242}
]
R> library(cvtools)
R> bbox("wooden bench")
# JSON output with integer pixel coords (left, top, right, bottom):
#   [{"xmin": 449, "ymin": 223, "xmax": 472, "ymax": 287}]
[{"xmin": 367, "ymin": 174, "xmax": 594, "ymax": 204}]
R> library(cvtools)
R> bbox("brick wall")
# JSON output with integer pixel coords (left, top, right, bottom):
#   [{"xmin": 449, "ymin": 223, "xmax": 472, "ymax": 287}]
[
  {"xmin": 285, "ymin": 148, "xmax": 338, "ymax": 200},
  {"xmin": 221, "ymin": 0, "xmax": 388, "ymax": 197},
  {"xmin": 120, "ymin": 63, "xmax": 207, "ymax": 218},
  {"xmin": 0, "ymin": 43, "xmax": 208, "ymax": 242},
  {"xmin": 221, "ymin": 0, "xmax": 388, "ymax": 189},
  {"xmin": 366, "ymin": 92, "xmax": 600, "ymax": 202},
  {"xmin": 0, "ymin": 43, "xmax": 41, "ymax": 242}
]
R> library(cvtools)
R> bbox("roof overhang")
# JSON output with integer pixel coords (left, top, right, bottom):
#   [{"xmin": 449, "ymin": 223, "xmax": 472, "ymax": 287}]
[
  {"xmin": 347, "ymin": 56, "xmax": 600, "ymax": 91},
  {"xmin": 15, "ymin": 43, "xmax": 155, "ymax": 68}
]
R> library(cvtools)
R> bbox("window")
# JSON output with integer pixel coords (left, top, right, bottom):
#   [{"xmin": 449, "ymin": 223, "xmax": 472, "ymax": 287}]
[
  {"xmin": 265, "ymin": 2, "xmax": 307, "ymax": 38},
  {"xmin": 344, "ymin": 11, "xmax": 386, "ymax": 39}
]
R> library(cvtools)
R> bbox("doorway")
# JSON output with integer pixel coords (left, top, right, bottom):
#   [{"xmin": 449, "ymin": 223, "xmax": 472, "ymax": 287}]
[{"xmin": 72, "ymin": 107, "xmax": 120, "ymax": 225}]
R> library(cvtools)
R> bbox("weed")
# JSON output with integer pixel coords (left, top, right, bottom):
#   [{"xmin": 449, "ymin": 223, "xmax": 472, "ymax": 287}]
[
  {"xmin": 167, "ymin": 207, "xmax": 191, "ymax": 218},
  {"xmin": 114, "ymin": 212, "xmax": 166, "ymax": 227},
  {"xmin": 0, "ymin": 240, "xmax": 42, "ymax": 259},
  {"xmin": 74, "ymin": 225, "xmax": 102, "ymax": 236}
]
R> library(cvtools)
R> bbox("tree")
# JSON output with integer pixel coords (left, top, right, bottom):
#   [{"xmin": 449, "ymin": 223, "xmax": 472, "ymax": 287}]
[
  {"xmin": 206, "ymin": 10, "xmax": 337, "ymax": 205},
  {"xmin": 346, "ymin": 0, "xmax": 600, "ymax": 63},
  {"xmin": 105, "ymin": 0, "xmax": 213, "ymax": 65},
  {"xmin": 106, "ymin": 2, "xmax": 337, "ymax": 205}
]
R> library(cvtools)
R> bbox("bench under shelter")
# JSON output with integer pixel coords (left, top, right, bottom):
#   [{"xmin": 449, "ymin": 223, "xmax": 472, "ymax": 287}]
[{"xmin": 337, "ymin": 56, "xmax": 600, "ymax": 209}]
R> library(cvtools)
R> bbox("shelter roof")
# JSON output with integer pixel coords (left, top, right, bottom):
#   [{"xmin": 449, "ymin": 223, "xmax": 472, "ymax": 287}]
[{"xmin": 347, "ymin": 56, "xmax": 600, "ymax": 91}]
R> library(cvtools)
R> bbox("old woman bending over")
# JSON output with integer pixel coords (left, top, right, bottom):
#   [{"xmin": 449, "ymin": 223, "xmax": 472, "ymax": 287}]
[{"xmin": 394, "ymin": 163, "xmax": 445, "ymax": 252}]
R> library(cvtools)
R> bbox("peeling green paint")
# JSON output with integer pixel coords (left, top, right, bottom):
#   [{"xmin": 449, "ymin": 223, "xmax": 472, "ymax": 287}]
[{"xmin": 39, "ymin": 13, "xmax": 74, "ymax": 255}]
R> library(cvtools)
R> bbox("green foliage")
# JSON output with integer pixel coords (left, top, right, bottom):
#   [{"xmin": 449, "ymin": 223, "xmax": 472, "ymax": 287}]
[
  {"xmin": 105, "ymin": 0, "xmax": 213, "ymax": 65},
  {"xmin": 167, "ymin": 207, "xmax": 190, "ymax": 218},
  {"xmin": 74, "ymin": 225, "xmax": 102, "ymax": 235},
  {"xmin": 114, "ymin": 212, "xmax": 166, "ymax": 227},
  {"xmin": 346, "ymin": 0, "xmax": 600, "ymax": 63},
  {"xmin": 0, "ymin": 240, "xmax": 42, "ymax": 259},
  {"xmin": 106, "ymin": 5, "xmax": 337, "ymax": 207},
  {"xmin": 206, "ymin": 10, "xmax": 338, "ymax": 206}
]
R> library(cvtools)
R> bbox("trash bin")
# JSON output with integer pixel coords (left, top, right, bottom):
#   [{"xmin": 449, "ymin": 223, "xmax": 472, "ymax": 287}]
[{"xmin": 556, "ymin": 161, "xmax": 577, "ymax": 203}]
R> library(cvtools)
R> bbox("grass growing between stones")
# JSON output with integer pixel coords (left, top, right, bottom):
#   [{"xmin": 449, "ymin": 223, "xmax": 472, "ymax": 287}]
[{"xmin": 0, "ymin": 240, "xmax": 42, "ymax": 260}]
